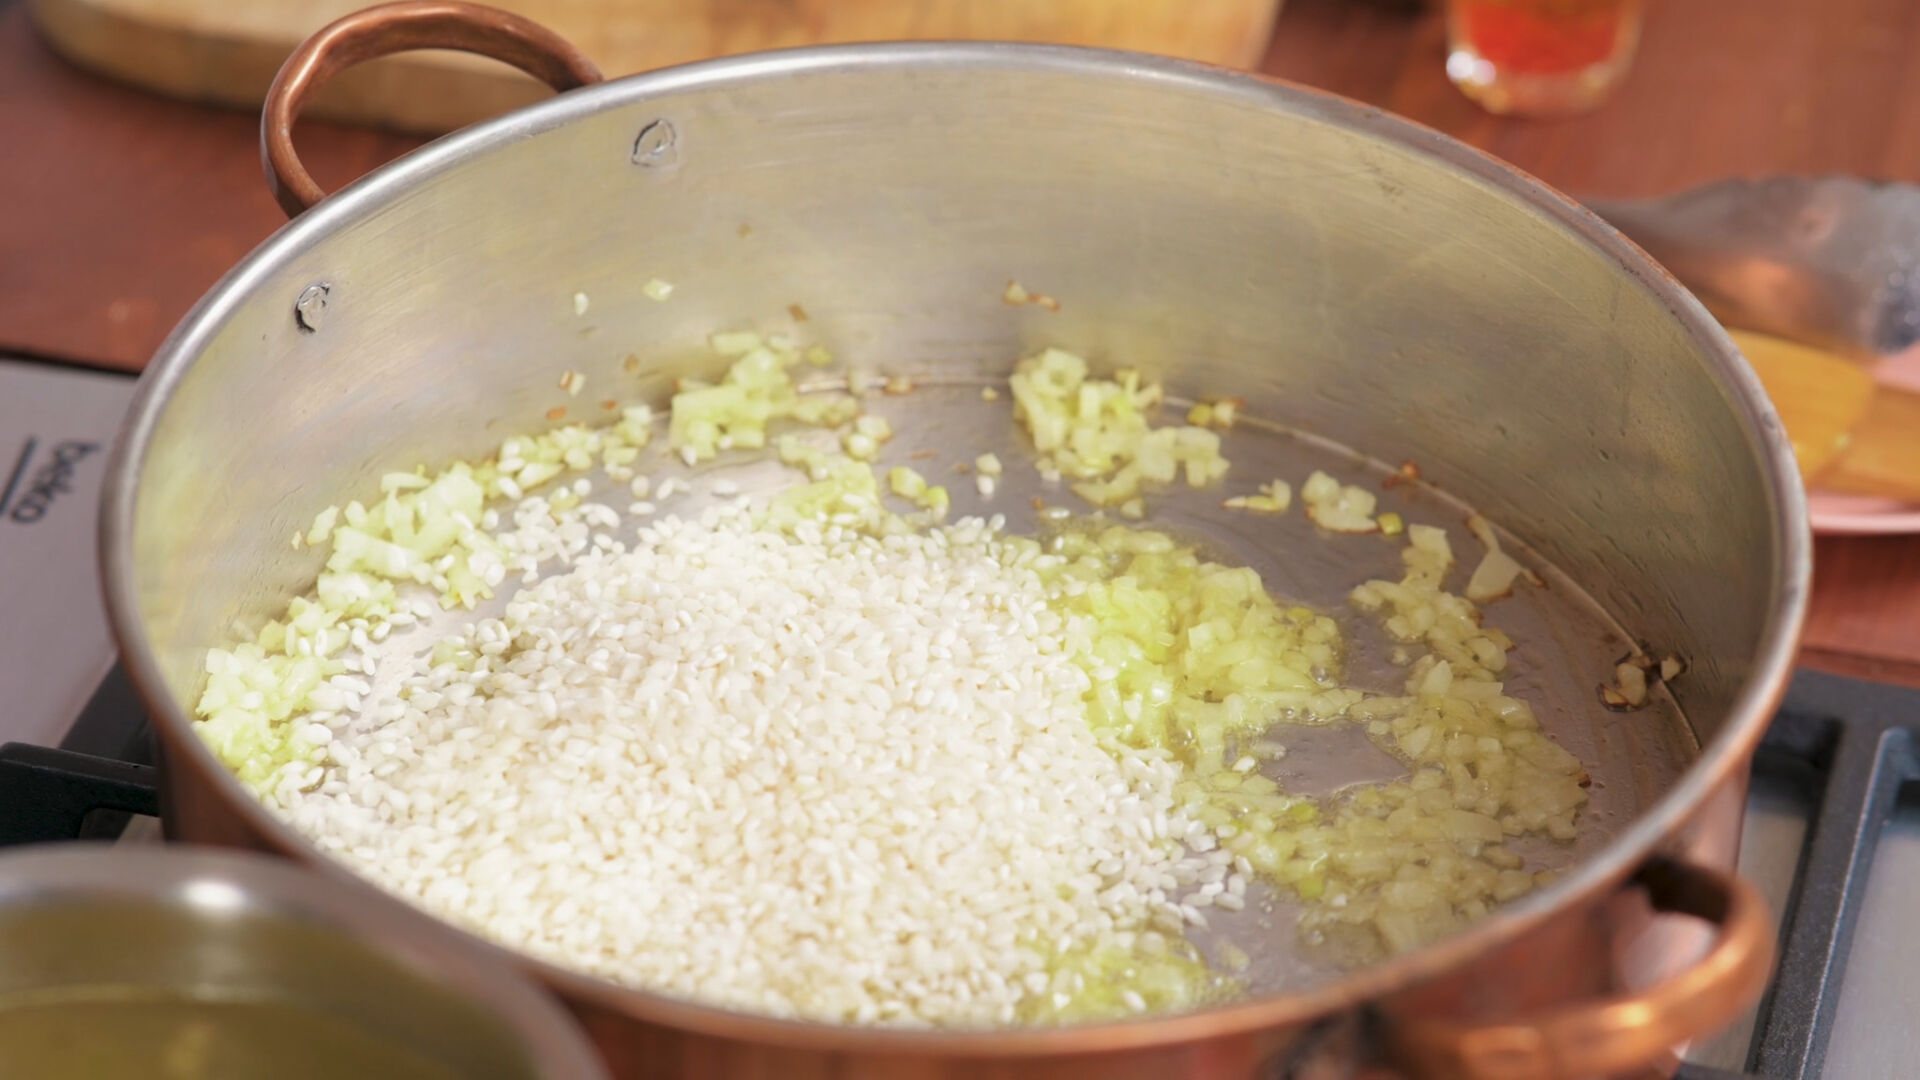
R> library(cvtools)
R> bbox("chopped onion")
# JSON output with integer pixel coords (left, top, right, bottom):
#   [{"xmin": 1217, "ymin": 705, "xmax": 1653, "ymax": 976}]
[
  {"xmin": 1615, "ymin": 662, "xmax": 1649, "ymax": 705},
  {"xmin": 888, "ymin": 466, "xmax": 928, "ymax": 499},
  {"xmin": 667, "ymin": 332, "xmax": 859, "ymax": 463},
  {"xmin": 1301, "ymin": 471, "xmax": 1378, "ymax": 533},
  {"xmin": 1465, "ymin": 549, "xmax": 1525, "ymax": 603},
  {"xmin": 1223, "ymin": 480, "xmax": 1292, "ymax": 514},
  {"xmin": 1462, "ymin": 514, "xmax": 1540, "ymax": 603},
  {"xmin": 1599, "ymin": 650, "xmax": 1671, "ymax": 710},
  {"xmin": 1009, "ymin": 349, "xmax": 1226, "ymax": 511}
]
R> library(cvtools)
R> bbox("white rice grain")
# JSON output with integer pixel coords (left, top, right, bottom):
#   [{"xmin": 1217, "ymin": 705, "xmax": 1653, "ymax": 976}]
[{"xmin": 278, "ymin": 502, "xmax": 1210, "ymax": 1027}]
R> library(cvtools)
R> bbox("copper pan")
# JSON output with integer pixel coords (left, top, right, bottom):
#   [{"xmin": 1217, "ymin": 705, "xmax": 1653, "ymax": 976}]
[{"xmin": 103, "ymin": 4, "xmax": 1807, "ymax": 1076}]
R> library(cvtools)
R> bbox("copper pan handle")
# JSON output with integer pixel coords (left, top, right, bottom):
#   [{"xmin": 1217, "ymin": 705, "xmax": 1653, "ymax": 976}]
[
  {"xmin": 261, "ymin": 1, "xmax": 603, "ymax": 217},
  {"xmin": 1389, "ymin": 856, "xmax": 1775, "ymax": 1080}
]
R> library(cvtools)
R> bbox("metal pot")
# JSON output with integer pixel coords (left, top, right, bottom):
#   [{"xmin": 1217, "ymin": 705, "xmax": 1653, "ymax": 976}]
[
  {"xmin": 100, "ymin": 3, "xmax": 1809, "ymax": 1076},
  {"xmin": 0, "ymin": 844, "xmax": 610, "ymax": 1077}
]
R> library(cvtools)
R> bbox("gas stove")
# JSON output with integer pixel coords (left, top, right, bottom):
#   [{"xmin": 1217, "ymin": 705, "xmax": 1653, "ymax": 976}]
[{"xmin": 2, "ymin": 352, "xmax": 1913, "ymax": 1079}]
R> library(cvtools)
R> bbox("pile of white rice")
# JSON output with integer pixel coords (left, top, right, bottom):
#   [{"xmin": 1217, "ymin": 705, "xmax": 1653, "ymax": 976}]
[{"xmin": 279, "ymin": 499, "xmax": 1233, "ymax": 1025}]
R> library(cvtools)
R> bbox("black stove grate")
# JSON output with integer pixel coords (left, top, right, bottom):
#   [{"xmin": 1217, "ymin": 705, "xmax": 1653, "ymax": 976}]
[
  {"xmin": 1677, "ymin": 669, "xmax": 1919, "ymax": 1080},
  {"xmin": 2, "ymin": 666, "xmax": 1913, "ymax": 1079},
  {"xmin": 0, "ymin": 663, "xmax": 156, "ymax": 843}
]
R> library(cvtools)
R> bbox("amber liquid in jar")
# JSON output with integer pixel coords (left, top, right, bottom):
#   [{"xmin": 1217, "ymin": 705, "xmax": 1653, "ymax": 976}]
[{"xmin": 1446, "ymin": 0, "xmax": 1645, "ymax": 116}]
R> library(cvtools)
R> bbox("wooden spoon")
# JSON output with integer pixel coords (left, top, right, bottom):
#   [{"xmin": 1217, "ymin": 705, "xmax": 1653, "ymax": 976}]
[{"xmin": 1729, "ymin": 329, "xmax": 1920, "ymax": 500}]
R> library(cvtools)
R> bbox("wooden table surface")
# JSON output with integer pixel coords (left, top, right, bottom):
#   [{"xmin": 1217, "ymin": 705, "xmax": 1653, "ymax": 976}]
[{"xmin": 3, "ymin": 0, "xmax": 1917, "ymax": 684}]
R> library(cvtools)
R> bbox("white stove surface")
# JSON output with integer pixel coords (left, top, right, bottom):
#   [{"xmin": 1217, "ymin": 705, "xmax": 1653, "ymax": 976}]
[
  {"xmin": 0, "ymin": 357, "xmax": 135, "ymax": 748},
  {"xmin": 3, "ymin": 354, "xmax": 1916, "ymax": 1078}
]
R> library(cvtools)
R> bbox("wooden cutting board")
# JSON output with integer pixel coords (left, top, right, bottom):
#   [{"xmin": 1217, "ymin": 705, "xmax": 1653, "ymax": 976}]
[{"xmin": 29, "ymin": 0, "xmax": 1282, "ymax": 134}]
